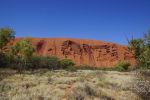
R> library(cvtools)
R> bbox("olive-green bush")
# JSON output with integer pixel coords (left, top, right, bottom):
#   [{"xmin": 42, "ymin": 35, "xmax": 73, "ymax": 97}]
[
  {"xmin": 59, "ymin": 59, "xmax": 75, "ymax": 69},
  {"xmin": 114, "ymin": 61, "xmax": 130, "ymax": 72}
]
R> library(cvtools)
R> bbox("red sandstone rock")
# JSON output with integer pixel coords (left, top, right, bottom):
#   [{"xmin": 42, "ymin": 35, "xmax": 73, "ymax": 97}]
[{"xmin": 9, "ymin": 38, "xmax": 136, "ymax": 68}]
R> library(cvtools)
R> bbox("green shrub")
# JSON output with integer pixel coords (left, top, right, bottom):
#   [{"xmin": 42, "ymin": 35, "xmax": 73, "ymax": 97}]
[
  {"xmin": 29, "ymin": 56, "xmax": 41, "ymax": 69},
  {"xmin": 0, "ymin": 54, "xmax": 8, "ymax": 67},
  {"xmin": 46, "ymin": 56, "xmax": 60, "ymax": 70},
  {"xmin": 6, "ymin": 55, "xmax": 60, "ymax": 70},
  {"xmin": 30, "ymin": 57, "xmax": 75, "ymax": 71},
  {"xmin": 0, "ymin": 54, "xmax": 22, "ymax": 69},
  {"xmin": 0, "ymin": 53, "xmax": 13, "ymax": 68},
  {"xmin": 30, "ymin": 56, "xmax": 59, "ymax": 70},
  {"xmin": 114, "ymin": 61, "xmax": 130, "ymax": 72},
  {"xmin": 59, "ymin": 59, "xmax": 75, "ymax": 69}
]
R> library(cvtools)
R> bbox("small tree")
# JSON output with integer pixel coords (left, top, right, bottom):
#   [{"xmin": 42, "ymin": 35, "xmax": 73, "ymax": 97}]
[
  {"xmin": 11, "ymin": 38, "xmax": 34, "ymax": 72},
  {"xmin": 0, "ymin": 27, "xmax": 15, "ymax": 50},
  {"xmin": 128, "ymin": 38, "xmax": 144, "ymax": 59},
  {"xmin": 0, "ymin": 27, "xmax": 15, "ymax": 67},
  {"xmin": 128, "ymin": 29, "xmax": 150, "ymax": 68}
]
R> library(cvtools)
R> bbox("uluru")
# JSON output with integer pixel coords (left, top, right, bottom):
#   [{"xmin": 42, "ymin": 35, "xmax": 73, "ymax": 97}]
[{"xmin": 10, "ymin": 38, "xmax": 136, "ymax": 67}]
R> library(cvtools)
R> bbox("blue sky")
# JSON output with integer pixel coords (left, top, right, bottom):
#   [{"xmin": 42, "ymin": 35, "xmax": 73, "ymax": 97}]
[{"xmin": 0, "ymin": 0, "xmax": 150, "ymax": 45}]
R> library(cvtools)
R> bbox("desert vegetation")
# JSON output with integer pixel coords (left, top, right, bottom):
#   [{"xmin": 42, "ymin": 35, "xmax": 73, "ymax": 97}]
[
  {"xmin": 128, "ymin": 29, "xmax": 150, "ymax": 69},
  {"xmin": 0, "ymin": 69, "xmax": 142, "ymax": 100},
  {"xmin": 0, "ymin": 27, "xmax": 150, "ymax": 100}
]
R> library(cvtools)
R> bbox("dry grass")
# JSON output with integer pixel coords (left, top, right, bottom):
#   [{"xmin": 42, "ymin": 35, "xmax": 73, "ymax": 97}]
[{"xmin": 0, "ymin": 69, "xmax": 142, "ymax": 100}]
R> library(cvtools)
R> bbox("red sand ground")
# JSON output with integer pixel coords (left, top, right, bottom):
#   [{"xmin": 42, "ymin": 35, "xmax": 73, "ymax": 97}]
[{"xmin": 9, "ymin": 38, "xmax": 136, "ymax": 68}]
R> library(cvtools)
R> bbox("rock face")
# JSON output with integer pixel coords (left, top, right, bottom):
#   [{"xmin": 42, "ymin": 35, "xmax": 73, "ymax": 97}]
[{"xmin": 12, "ymin": 38, "xmax": 136, "ymax": 67}]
